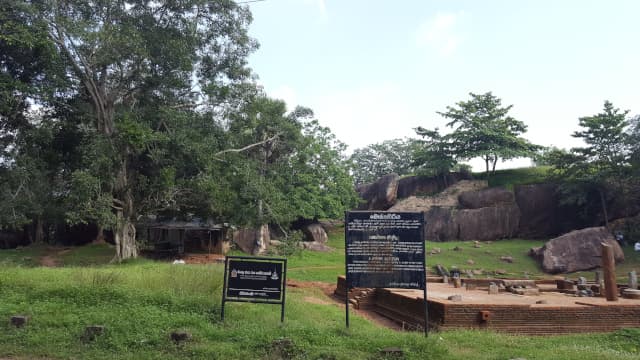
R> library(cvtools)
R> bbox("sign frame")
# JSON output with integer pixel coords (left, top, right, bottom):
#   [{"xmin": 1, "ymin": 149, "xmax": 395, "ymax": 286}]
[
  {"xmin": 344, "ymin": 211, "xmax": 428, "ymax": 336},
  {"xmin": 221, "ymin": 255, "xmax": 287, "ymax": 323}
]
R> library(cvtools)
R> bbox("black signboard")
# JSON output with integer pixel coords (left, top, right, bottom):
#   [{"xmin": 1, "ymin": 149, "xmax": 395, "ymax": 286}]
[
  {"xmin": 345, "ymin": 211, "xmax": 428, "ymax": 335},
  {"xmin": 221, "ymin": 256, "xmax": 287, "ymax": 322}
]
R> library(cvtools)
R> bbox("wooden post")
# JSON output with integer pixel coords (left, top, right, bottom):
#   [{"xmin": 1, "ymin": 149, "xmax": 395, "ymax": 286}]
[{"xmin": 601, "ymin": 243, "xmax": 618, "ymax": 301}]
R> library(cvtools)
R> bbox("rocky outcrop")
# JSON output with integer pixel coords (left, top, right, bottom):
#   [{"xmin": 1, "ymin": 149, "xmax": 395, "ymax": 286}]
[
  {"xmin": 458, "ymin": 187, "xmax": 515, "ymax": 209},
  {"xmin": 515, "ymin": 184, "xmax": 561, "ymax": 238},
  {"xmin": 390, "ymin": 180, "xmax": 488, "ymax": 212},
  {"xmin": 396, "ymin": 172, "xmax": 472, "ymax": 198},
  {"xmin": 530, "ymin": 227, "xmax": 624, "ymax": 274},
  {"xmin": 301, "ymin": 223, "xmax": 328, "ymax": 243},
  {"xmin": 456, "ymin": 204, "xmax": 521, "ymax": 241},
  {"xmin": 233, "ymin": 225, "xmax": 269, "ymax": 255},
  {"xmin": 356, "ymin": 173, "xmax": 399, "ymax": 210},
  {"xmin": 424, "ymin": 207, "xmax": 458, "ymax": 241}
]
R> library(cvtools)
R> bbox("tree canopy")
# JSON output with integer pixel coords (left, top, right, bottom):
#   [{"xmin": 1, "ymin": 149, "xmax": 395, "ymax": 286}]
[
  {"xmin": 349, "ymin": 138, "xmax": 417, "ymax": 184},
  {"xmin": 0, "ymin": 1, "xmax": 357, "ymax": 259},
  {"xmin": 416, "ymin": 92, "xmax": 539, "ymax": 175},
  {"xmin": 547, "ymin": 101, "xmax": 637, "ymax": 227}
]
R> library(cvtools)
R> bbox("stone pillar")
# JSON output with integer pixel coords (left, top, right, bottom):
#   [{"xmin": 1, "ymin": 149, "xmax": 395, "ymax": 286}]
[
  {"xmin": 488, "ymin": 282, "xmax": 499, "ymax": 295},
  {"xmin": 629, "ymin": 271, "xmax": 638, "ymax": 290},
  {"xmin": 601, "ymin": 243, "xmax": 618, "ymax": 301},
  {"xmin": 595, "ymin": 270, "xmax": 603, "ymax": 283}
]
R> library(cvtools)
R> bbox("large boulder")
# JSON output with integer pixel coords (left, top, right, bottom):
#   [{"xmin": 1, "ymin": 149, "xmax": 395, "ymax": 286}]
[
  {"xmin": 424, "ymin": 207, "xmax": 458, "ymax": 242},
  {"xmin": 356, "ymin": 173, "xmax": 399, "ymax": 210},
  {"xmin": 515, "ymin": 183, "xmax": 561, "ymax": 238},
  {"xmin": 458, "ymin": 187, "xmax": 515, "ymax": 209},
  {"xmin": 233, "ymin": 225, "xmax": 270, "ymax": 255},
  {"xmin": 531, "ymin": 227, "xmax": 624, "ymax": 274},
  {"xmin": 455, "ymin": 205, "xmax": 521, "ymax": 241},
  {"xmin": 396, "ymin": 172, "xmax": 472, "ymax": 199},
  {"xmin": 301, "ymin": 223, "xmax": 328, "ymax": 243}
]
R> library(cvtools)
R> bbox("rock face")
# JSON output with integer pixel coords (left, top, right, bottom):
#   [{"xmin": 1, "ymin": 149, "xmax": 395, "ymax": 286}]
[
  {"xmin": 390, "ymin": 180, "xmax": 488, "ymax": 212},
  {"xmin": 301, "ymin": 223, "xmax": 328, "ymax": 243},
  {"xmin": 456, "ymin": 205, "xmax": 521, "ymax": 241},
  {"xmin": 458, "ymin": 187, "xmax": 515, "ymax": 209},
  {"xmin": 424, "ymin": 207, "xmax": 458, "ymax": 241},
  {"xmin": 531, "ymin": 227, "xmax": 624, "ymax": 274},
  {"xmin": 515, "ymin": 184, "xmax": 561, "ymax": 238},
  {"xmin": 232, "ymin": 225, "xmax": 270, "ymax": 255},
  {"xmin": 396, "ymin": 172, "xmax": 472, "ymax": 198},
  {"xmin": 356, "ymin": 173, "xmax": 399, "ymax": 210}
]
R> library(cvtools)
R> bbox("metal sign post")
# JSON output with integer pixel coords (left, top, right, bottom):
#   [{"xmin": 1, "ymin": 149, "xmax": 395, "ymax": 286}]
[
  {"xmin": 345, "ymin": 211, "xmax": 428, "ymax": 336},
  {"xmin": 221, "ymin": 255, "xmax": 287, "ymax": 322}
]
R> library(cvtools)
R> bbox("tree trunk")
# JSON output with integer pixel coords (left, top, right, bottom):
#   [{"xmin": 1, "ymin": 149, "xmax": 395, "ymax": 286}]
[
  {"xmin": 34, "ymin": 217, "xmax": 44, "ymax": 244},
  {"xmin": 112, "ymin": 156, "xmax": 138, "ymax": 261},
  {"xmin": 113, "ymin": 210, "xmax": 137, "ymax": 261},
  {"xmin": 93, "ymin": 225, "xmax": 106, "ymax": 244},
  {"xmin": 599, "ymin": 188, "xmax": 609, "ymax": 229},
  {"xmin": 484, "ymin": 156, "xmax": 490, "ymax": 175},
  {"xmin": 492, "ymin": 156, "xmax": 498, "ymax": 173}
]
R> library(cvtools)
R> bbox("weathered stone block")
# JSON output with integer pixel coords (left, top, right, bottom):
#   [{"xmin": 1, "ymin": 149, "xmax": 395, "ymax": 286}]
[{"xmin": 10, "ymin": 315, "xmax": 28, "ymax": 328}]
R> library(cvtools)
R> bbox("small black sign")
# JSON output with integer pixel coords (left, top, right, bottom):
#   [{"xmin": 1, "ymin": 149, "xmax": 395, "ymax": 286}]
[
  {"xmin": 346, "ymin": 211, "xmax": 425, "ymax": 289},
  {"xmin": 221, "ymin": 256, "xmax": 287, "ymax": 322},
  {"xmin": 226, "ymin": 258, "xmax": 284, "ymax": 301}
]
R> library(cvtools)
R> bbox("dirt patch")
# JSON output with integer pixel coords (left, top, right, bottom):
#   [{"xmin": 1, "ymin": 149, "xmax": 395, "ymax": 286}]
[
  {"xmin": 390, "ymin": 180, "xmax": 488, "ymax": 212},
  {"xmin": 38, "ymin": 255, "xmax": 59, "ymax": 267},
  {"xmin": 286, "ymin": 280, "xmax": 406, "ymax": 331},
  {"xmin": 180, "ymin": 253, "xmax": 225, "ymax": 264},
  {"xmin": 303, "ymin": 296, "xmax": 333, "ymax": 305}
]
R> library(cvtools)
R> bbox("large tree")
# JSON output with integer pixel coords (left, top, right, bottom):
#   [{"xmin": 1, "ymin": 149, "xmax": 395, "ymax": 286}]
[
  {"xmin": 548, "ymin": 101, "xmax": 635, "ymax": 227},
  {"xmin": 2, "ymin": 0, "xmax": 257, "ymax": 260},
  {"xmin": 349, "ymin": 138, "xmax": 417, "ymax": 184},
  {"xmin": 221, "ymin": 100, "xmax": 358, "ymax": 237},
  {"xmin": 435, "ymin": 92, "xmax": 539, "ymax": 174}
]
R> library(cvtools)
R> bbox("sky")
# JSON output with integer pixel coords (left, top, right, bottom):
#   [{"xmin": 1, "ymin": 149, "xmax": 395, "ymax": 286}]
[{"xmin": 245, "ymin": 0, "xmax": 640, "ymax": 170}]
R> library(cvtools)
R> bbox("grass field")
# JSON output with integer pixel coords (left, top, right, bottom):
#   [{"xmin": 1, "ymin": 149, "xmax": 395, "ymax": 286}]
[
  {"xmin": 474, "ymin": 166, "xmax": 551, "ymax": 189},
  {"xmin": 2, "ymin": 231, "xmax": 640, "ymax": 359}
]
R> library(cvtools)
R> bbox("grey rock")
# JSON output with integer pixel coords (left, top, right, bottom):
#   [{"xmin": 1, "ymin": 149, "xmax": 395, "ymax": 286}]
[{"xmin": 531, "ymin": 227, "xmax": 624, "ymax": 274}]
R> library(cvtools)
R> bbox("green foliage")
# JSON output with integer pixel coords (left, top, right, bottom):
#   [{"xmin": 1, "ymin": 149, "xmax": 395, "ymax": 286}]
[
  {"xmin": 269, "ymin": 230, "xmax": 304, "ymax": 257},
  {"xmin": 221, "ymin": 101, "xmax": 358, "ymax": 228},
  {"xmin": 548, "ymin": 101, "xmax": 637, "ymax": 225},
  {"xmin": 474, "ymin": 166, "xmax": 551, "ymax": 189},
  {"xmin": 349, "ymin": 138, "xmax": 418, "ymax": 184},
  {"xmin": 417, "ymin": 92, "xmax": 540, "ymax": 175},
  {"xmin": 412, "ymin": 128, "xmax": 457, "ymax": 177}
]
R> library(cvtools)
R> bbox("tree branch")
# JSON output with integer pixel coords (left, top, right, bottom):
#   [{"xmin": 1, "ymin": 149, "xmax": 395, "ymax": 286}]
[{"xmin": 213, "ymin": 133, "xmax": 281, "ymax": 156}]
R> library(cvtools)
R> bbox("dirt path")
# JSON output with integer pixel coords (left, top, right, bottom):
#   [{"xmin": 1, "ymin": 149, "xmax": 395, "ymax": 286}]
[
  {"xmin": 38, "ymin": 255, "xmax": 59, "ymax": 267},
  {"xmin": 286, "ymin": 279, "xmax": 404, "ymax": 331},
  {"xmin": 37, "ymin": 247, "xmax": 71, "ymax": 267}
]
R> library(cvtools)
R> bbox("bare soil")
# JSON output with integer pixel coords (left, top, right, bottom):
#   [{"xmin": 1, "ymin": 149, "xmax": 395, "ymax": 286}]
[{"xmin": 37, "ymin": 247, "xmax": 72, "ymax": 267}]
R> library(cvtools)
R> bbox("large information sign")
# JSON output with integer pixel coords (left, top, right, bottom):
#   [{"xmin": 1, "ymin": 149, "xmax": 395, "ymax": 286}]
[
  {"xmin": 345, "ymin": 211, "xmax": 427, "ymax": 335},
  {"xmin": 221, "ymin": 256, "xmax": 287, "ymax": 322}
]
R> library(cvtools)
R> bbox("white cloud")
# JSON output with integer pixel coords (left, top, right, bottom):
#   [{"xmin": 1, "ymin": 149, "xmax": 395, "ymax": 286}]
[{"xmin": 416, "ymin": 12, "xmax": 462, "ymax": 56}]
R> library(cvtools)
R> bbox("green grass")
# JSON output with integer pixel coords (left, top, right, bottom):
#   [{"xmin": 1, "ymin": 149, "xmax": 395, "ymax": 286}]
[
  {"xmin": 474, "ymin": 166, "xmax": 551, "ymax": 189},
  {"xmin": 3, "ymin": 230, "xmax": 640, "ymax": 359},
  {"xmin": 426, "ymin": 239, "xmax": 547, "ymax": 278},
  {"xmin": 0, "ymin": 263, "xmax": 448, "ymax": 360}
]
